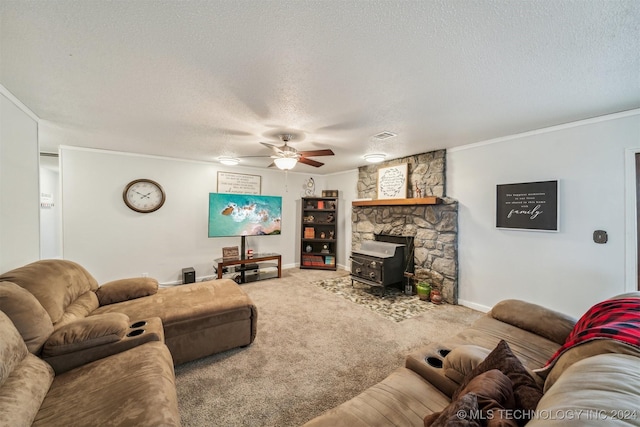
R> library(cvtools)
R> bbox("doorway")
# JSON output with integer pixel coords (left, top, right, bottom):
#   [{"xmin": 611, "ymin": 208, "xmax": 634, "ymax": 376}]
[{"xmin": 637, "ymin": 153, "xmax": 640, "ymax": 290}]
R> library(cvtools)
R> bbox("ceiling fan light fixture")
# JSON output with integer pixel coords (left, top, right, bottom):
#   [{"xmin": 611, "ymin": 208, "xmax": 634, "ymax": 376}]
[
  {"xmin": 218, "ymin": 156, "xmax": 240, "ymax": 166},
  {"xmin": 274, "ymin": 157, "xmax": 298, "ymax": 170},
  {"xmin": 364, "ymin": 153, "xmax": 386, "ymax": 163}
]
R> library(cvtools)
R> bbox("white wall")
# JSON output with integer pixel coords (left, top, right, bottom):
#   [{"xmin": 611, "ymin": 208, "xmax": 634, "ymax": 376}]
[
  {"xmin": 448, "ymin": 111, "xmax": 640, "ymax": 317},
  {"xmin": 60, "ymin": 146, "xmax": 336, "ymax": 284},
  {"xmin": 0, "ymin": 90, "xmax": 40, "ymax": 272},
  {"xmin": 324, "ymin": 169, "xmax": 358, "ymax": 269}
]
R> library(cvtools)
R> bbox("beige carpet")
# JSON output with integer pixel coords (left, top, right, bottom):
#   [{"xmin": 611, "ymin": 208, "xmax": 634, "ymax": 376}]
[{"xmin": 175, "ymin": 268, "xmax": 482, "ymax": 427}]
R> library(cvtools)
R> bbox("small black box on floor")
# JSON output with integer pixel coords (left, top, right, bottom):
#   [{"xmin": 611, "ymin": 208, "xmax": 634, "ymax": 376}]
[{"xmin": 182, "ymin": 267, "xmax": 195, "ymax": 284}]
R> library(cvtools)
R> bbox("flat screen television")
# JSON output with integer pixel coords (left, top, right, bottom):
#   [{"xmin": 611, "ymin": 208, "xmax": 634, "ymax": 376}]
[{"xmin": 208, "ymin": 193, "xmax": 282, "ymax": 237}]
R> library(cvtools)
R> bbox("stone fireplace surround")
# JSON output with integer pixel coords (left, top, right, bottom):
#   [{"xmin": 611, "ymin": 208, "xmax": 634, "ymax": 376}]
[{"xmin": 351, "ymin": 150, "xmax": 458, "ymax": 304}]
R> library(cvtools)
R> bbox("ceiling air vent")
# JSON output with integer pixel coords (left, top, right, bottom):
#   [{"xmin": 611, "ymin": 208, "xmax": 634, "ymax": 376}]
[{"xmin": 372, "ymin": 131, "xmax": 397, "ymax": 140}]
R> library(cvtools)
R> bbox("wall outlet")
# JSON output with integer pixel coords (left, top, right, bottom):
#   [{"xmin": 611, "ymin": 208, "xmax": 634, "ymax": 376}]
[{"xmin": 142, "ymin": 272, "xmax": 149, "ymax": 278}]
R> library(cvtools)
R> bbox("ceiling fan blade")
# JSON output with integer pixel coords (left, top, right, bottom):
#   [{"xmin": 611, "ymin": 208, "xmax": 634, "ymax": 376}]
[
  {"xmin": 298, "ymin": 157, "xmax": 324, "ymax": 167},
  {"xmin": 298, "ymin": 149, "xmax": 334, "ymax": 157},
  {"xmin": 260, "ymin": 142, "xmax": 284, "ymax": 154}
]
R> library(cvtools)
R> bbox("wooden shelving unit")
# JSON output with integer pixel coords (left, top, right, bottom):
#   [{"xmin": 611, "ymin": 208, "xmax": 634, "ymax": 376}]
[
  {"xmin": 351, "ymin": 197, "xmax": 442, "ymax": 207},
  {"xmin": 300, "ymin": 196, "xmax": 338, "ymax": 270}
]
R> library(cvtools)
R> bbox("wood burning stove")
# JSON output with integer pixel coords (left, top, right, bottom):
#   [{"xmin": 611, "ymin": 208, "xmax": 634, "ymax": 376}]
[{"xmin": 350, "ymin": 241, "xmax": 405, "ymax": 296}]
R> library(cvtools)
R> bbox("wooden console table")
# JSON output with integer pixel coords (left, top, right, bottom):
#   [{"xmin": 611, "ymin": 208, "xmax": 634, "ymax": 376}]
[{"xmin": 213, "ymin": 253, "xmax": 282, "ymax": 281}]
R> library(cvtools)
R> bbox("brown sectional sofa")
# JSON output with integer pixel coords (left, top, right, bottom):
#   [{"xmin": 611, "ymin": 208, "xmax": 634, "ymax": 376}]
[
  {"xmin": 0, "ymin": 259, "xmax": 259, "ymax": 426},
  {"xmin": 304, "ymin": 294, "xmax": 640, "ymax": 426}
]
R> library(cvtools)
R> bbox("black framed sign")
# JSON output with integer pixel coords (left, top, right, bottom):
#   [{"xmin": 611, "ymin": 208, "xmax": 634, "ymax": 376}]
[{"xmin": 496, "ymin": 180, "xmax": 558, "ymax": 231}]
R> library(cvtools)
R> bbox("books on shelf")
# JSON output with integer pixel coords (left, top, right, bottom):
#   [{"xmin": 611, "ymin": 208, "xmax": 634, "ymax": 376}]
[
  {"xmin": 317, "ymin": 201, "xmax": 324, "ymax": 209},
  {"xmin": 302, "ymin": 254, "xmax": 324, "ymax": 266},
  {"xmin": 302, "ymin": 254, "xmax": 336, "ymax": 267},
  {"xmin": 304, "ymin": 227, "xmax": 315, "ymax": 238}
]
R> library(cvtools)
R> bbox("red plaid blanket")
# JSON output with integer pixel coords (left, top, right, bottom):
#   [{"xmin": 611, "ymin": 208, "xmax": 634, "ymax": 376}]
[{"xmin": 541, "ymin": 297, "xmax": 640, "ymax": 370}]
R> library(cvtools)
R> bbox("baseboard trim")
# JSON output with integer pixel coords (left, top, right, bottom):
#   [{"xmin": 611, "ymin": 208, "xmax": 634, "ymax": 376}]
[{"xmin": 457, "ymin": 299, "xmax": 491, "ymax": 313}]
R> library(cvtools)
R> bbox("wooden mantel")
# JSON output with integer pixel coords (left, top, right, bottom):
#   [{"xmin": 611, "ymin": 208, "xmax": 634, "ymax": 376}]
[{"xmin": 352, "ymin": 197, "xmax": 442, "ymax": 207}]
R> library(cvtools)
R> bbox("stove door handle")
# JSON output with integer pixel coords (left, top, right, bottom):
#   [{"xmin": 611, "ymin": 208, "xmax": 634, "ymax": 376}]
[{"xmin": 349, "ymin": 257, "xmax": 363, "ymax": 265}]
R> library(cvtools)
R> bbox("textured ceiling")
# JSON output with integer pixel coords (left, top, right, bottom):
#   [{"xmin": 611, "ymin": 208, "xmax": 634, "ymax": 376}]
[{"xmin": 1, "ymin": 0, "xmax": 639, "ymax": 174}]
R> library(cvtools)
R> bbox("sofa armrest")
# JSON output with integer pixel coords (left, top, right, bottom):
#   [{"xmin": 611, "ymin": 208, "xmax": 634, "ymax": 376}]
[
  {"xmin": 405, "ymin": 344, "xmax": 460, "ymax": 397},
  {"xmin": 42, "ymin": 313, "xmax": 130, "ymax": 357},
  {"xmin": 96, "ymin": 277, "xmax": 158, "ymax": 305},
  {"xmin": 42, "ymin": 316, "xmax": 164, "ymax": 374},
  {"xmin": 489, "ymin": 299, "xmax": 576, "ymax": 345}
]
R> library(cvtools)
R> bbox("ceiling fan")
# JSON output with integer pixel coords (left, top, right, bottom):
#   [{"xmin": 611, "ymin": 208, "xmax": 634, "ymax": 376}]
[{"xmin": 260, "ymin": 134, "xmax": 334, "ymax": 170}]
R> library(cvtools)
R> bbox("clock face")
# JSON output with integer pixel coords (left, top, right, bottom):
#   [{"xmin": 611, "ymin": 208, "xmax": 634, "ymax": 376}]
[{"xmin": 123, "ymin": 179, "xmax": 165, "ymax": 213}]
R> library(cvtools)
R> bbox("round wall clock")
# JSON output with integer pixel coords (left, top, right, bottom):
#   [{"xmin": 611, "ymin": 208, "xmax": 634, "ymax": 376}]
[{"xmin": 123, "ymin": 179, "xmax": 166, "ymax": 213}]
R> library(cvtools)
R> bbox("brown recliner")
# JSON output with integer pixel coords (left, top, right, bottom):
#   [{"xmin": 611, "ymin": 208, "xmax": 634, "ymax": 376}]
[{"xmin": 0, "ymin": 259, "xmax": 257, "ymax": 370}]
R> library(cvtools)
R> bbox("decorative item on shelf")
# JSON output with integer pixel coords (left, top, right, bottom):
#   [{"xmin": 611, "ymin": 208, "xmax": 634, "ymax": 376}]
[
  {"xmin": 414, "ymin": 182, "xmax": 422, "ymax": 198},
  {"xmin": 328, "ymin": 201, "xmax": 336, "ymax": 210},
  {"xmin": 317, "ymin": 200, "xmax": 324, "ymax": 209},
  {"xmin": 416, "ymin": 281, "xmax": 431, "ymax": 301},
  {"xmin": 306, "ymin": 201, "xmax": 314, "ymax": 209},
  {"xmin": 321, "ymin": 244, "xmax": 330, "ymax": 254},
  {"xmin": 222, "ymin": 246, "xmax": 240, "ymax": 261},
  {"xmin": 320, "ymin": 231, "xmax": 326, "ymax": 239},
  {"xmin": 329, "ymin": 230, "xmax": 334, "ymax": 239},
  {"xmin": 322, "ymin": 190, "xmax": 339, "ymax": 197},
  {"xmin": 377, "ymin": 164, "xmax": 408, "ymax": 199},
  {"xmin": 303, "ymin": 177, "xmax": 316, "ymax": 196},
  {"xmin": 430, "ymin": 288, "xmax": 443, "ymax": 304},
  {"xmin": 326, "ymin": 213, "xmax": 335, "ymax": 223},
  {"xmin": 303, "ymin": 215, "xmax": 314, "ymax": 223},
  {"xmin": 304, "ymin": 227, "xmax": 315, "ymax": 238},
  {"xmin": 305, "ymin": 244, "xmax": 313, "ymax": 253},
  {"xmin": 246, "ymin": 248, "xmax": 254, "ymax": 259}
]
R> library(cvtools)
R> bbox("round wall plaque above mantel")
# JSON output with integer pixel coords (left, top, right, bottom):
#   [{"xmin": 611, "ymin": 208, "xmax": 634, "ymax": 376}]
[{"xmin": 123, "ymin": 179, "xmax": 166, "ymax": 213}]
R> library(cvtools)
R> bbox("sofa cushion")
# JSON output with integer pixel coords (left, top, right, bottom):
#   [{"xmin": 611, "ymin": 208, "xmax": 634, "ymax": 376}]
[
  {"xmin": 303, "ymin": 367, "xmax": 450, "ymax": 427},
  {"xmin": 96, "ymin": 277, "xmax": 159, "ymax": 306},
  {"xmin": 0, "ymin": 281, "xmax": 53, "ymax": 354},
  {"xmin": 42, "ymin": 313, "xmax": 130, "ymax": 357},
  {"xmin": 0, "ymin": 311, "xmax": 55, "ymax": 427},
  {"xmin": 55, "ymin": 291, "xmax": 99, "ymax": 330},
  {"xmin": 0, "ymin": 353, "xmax": 55, "ymax": 427},
  {"xmin": 528, "ymin": 354, "xmax": 640, "ymax": 426},
  {"xmin": 541, "ymin": 339, "xmax": 640, "ymax": 392},
  {"xmin": 0, "ymin": 259, "xmax": 99, "ymax": 324},
  {"xmin": 443, "ymin": 345, "xmax": 491, "ymax": 384},
  {"xmin": 33, "ymin": 341, "xmax": 180, "ymax": 427},
  {"xmin": 452, "ymin": 340, "xmax": 543, "ymax": 417}
]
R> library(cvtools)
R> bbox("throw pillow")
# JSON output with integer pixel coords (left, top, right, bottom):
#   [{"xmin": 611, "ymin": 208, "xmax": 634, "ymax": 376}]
[
  {"xmin": 457, "ymin": 369, "xmax": 515, "ymax": 409},
  {"xmin": 427, "ymin": 370, "xmax": 518, "ymax": 427},
  {"xmin": 96, "ymin": 277, "xmax": 158, "ymax": 305},
  {"xmin": 452, "ymin": 340, "xmax": 543, "ymax": 416},
  {"xmin": 424, "ymin": 393, "xmax": 481, "ymax": 427}
]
